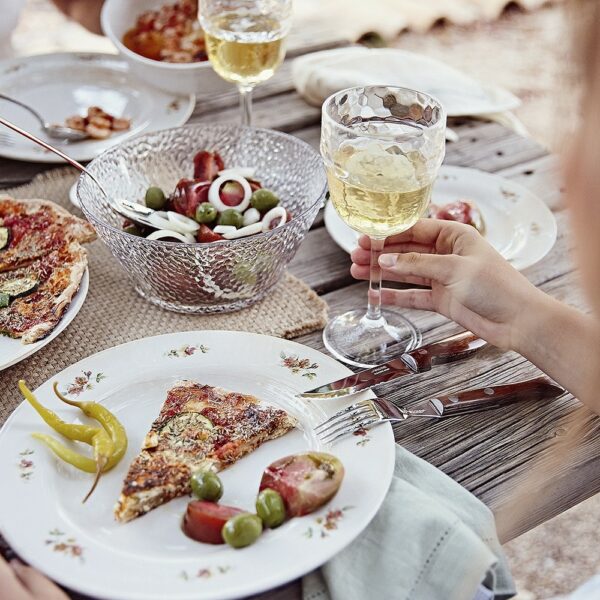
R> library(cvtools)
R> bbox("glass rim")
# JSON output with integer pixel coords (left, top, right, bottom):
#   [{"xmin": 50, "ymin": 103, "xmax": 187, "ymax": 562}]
[{"xmin": 321, "ymin": 85, "xmax": 447, "ymax": 140}]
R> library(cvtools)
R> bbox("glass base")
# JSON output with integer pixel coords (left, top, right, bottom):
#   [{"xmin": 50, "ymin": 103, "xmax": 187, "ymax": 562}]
[{"xmin": 323, "ymin": 308, "xmax": 421, "ymax": 368}]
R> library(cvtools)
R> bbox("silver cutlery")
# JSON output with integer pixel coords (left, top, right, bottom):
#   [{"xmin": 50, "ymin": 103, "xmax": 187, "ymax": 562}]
[
  {"xmin": 300, "ymin": 331, "xmax": 487, "ymax": 399},
  {"xmin": 0, "ymin": 116, "xmax": 156, "ymax": 230},
  {"xmin": 0, "ymin": 93, "xmax": 88, "ymax": 142},
  {"xmin": 316, "ymin": 377, "xmax": 564, "ymax": 445}
]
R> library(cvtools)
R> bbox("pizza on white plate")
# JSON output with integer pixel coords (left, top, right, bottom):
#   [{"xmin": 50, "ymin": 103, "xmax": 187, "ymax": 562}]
[
  {"xmin": 0, "ymin": 197, "xmax": 95, "ymax": 343},
  {"xmin": 115, "ymin": 381, "xmax": 296, "ymax": 522}
]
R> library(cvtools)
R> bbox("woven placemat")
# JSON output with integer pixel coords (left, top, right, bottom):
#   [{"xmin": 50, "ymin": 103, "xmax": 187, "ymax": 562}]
[{"xmin": 0, "ymin": 167, "xmax": 328, "ymax": 425}]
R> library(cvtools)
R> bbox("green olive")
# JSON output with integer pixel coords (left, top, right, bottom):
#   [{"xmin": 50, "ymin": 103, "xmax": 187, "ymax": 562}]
[
  {"xmin": 190, "ymin": 470, "xmax": 223, "ymax": 502},
  {"xmin": 250, "ymin": 189, "xmax": 280, "ymax": 212},
  {"xmin": 256, "ymin": 489, "xmax": 286, "ymax": 528},
  {"xmin": 217, "ymin": 209, "xmax": 244, "ymax": 229},
  {"xmin": 145, "ymin": 186, "xmax": 167, "ymax": 210},
  {"xmin": 222, "ymin": 513, "xmax": 263, "ymax": 549},
  {"xmin": 124, "ymin": 224, "xmax": 144, "ymax": 237},
  {"xmin": 195, "ymin": 202, "xmax": 218, "ymax": 224}
]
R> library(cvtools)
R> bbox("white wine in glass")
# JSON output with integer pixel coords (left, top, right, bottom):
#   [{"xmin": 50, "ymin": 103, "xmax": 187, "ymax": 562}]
[
  {"xmin": 199, "ymin": 1, "xmax": 292, "ymax": 126},
  {"xmin": 321, "ymin": 86, "xmax": 446, "ymax": 367}
]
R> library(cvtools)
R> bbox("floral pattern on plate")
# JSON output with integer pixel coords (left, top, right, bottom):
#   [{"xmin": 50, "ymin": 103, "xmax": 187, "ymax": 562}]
[
  {"xmin": 280, "ymin": 352, "xmax": 319, "ymax": 380},
  {"xmin": 18, "ymin": 449, "xmax": 35, "ymax": 481},
  {"xmin": 45, "ymin": 529, "xmax": 84, "ymax": 562},
  {"xmin": 303, "ymin": 506, "xmax": 353, "ymax": 539},
  {"xmin": 179, "ymin": 566, "xmax": 231, "ymax": 581},
  {"xmin": 353, "ymin": 428, "xmax": 371, "ymax": 447},
  {"xmin": 166, "ymin": 344, "xmax": 209, "ymax": 358},
  {"xmin": 66, "ymin": 371, "xmax": 106, "ymax": 396}
]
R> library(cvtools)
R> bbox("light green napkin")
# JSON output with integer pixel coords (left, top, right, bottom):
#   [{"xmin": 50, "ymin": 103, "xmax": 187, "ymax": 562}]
[{"xmin": 303, "ymin": 445, "xmax": 515, "ymax": 600}]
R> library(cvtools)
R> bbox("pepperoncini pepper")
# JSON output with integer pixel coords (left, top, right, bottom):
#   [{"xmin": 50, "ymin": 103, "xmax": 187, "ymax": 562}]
[{"xmin": 20, "ymin": 380, "xmax": 128, "ymax": 503}]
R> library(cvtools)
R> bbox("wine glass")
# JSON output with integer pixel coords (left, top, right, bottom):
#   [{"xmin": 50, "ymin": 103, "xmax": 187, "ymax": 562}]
[
  {"xmin": 321, "ymin": 86, "xmax": 446, "ymax": 367},
  {"xmin": 198, "ymin": 0, "xmax": 292, "ymax": 126}
]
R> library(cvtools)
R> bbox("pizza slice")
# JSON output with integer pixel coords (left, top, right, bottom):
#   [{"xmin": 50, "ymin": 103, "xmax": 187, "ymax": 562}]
[
  {"xmin": 0, "ymin": 240, "xmax": 89, "ymax": 343},
  {"xmin": 114, "ymin": 381, "xmax": 296, "ymax": 522},
  {"xmin": 0, "ymin": 197, "xmax": 95, "ymax": 272}
]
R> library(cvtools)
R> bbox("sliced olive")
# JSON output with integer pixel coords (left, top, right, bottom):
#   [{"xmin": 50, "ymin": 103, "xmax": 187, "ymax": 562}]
[
  {"xmin": 195, "ymin": 202, "xmax": 218, "ymax": 224},
  {"xmin": 250, "ymin": 189, "xmax": 280, "ymax": 212},
  {"xmin": 256, "ymin": 488, "xmax": 286, "ymax": 528},
  {"xmin": 124, "ymin": 224, "xmax": 144, "ymax": 236},
  {"xmin": 0, "ymin": 293, "xmax": 9, "ymax": 308},
  {"xmin": 190, "ymin": 470, "xmax": 223, "ymax": 502},
  {"xmin": 222, "ymin": 513, "xmax": 263, "ymax": 549},
  {"xmin": 0, "ymin": 227, "xmax": 9, "ymax": 250},
  {"xmin": 217, "ymin": 209, "xmax": 244, "ymax": 229},
  {"xmin": 145, "ymin": 186, "xmax": 167, "ymax": 210},
  {"xmin": 0, "ymin": 277, "xmax": 38, "ymax": 299}
]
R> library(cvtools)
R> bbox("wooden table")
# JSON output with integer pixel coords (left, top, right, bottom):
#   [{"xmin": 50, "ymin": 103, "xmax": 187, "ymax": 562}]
[{"xmin": 1, "ymin": 37, "xmax": 599, "ymax": 600}]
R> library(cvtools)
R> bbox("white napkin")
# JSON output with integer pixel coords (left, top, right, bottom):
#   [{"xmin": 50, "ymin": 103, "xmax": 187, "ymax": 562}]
[{"xmin": 292, "ymin": 47, "xmax": 526, "ymax": 137}]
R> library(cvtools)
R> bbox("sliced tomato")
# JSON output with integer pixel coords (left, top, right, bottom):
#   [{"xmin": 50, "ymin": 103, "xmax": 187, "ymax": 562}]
[
  {"xmin": 259, "ymin": 452, "xmax": 344, "ymax": 517},
  {"xmin": 170, "ymin": 179, "xmax": 211, "ymax": 219},
  {"xmin": 183, "ymin": 501, "xmax": 243, "ymax": 544},
  {"xmin": 196, "ymin": 224, "xmax": 224, "ymax": 243},
  {"xmin": 193, "ymin": 151, "xmax": 225, "ymax": 182}
]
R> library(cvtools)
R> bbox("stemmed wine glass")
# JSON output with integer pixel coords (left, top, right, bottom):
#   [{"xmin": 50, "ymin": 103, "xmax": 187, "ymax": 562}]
[
  {"xmin": 321, "ymin": 86, "xmax": 446, "ymax": 367},
  {"xmin": 198, "ymin": 0, "xmax": 292, "ymax": 126}
]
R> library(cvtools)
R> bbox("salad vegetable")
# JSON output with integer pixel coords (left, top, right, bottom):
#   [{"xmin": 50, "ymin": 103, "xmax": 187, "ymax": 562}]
[{"xmin": 122, "ymin": 150, "xmax": 292, "ymax": 243}]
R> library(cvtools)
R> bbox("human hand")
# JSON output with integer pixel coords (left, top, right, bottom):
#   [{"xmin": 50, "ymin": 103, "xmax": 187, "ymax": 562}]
[
  {"xmin": 351, "ymin": 219, "xmax": 547, "ymax": 351},
  {"xmin": 0, "ymin": 556, "xmax": 69, "ymax": 600}
]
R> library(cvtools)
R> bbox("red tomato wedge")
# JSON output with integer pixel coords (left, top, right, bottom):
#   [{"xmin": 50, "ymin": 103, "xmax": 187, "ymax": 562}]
[
  {"xmin": 193, "ymin": 150, "xmax": 225, "ymax": 182},
  {"xmin": 183, "ymin": 501, "xmax": 243, "ymax": 544},
  {"xmin": 197, "ymin": 224, "xmax": 224, "ymax": 243},
  {"xmin": 259, "ymin": 452, "xmax": 344, "ymax": 517}
]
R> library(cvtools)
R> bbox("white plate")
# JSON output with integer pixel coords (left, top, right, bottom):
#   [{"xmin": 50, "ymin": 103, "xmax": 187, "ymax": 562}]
[
  {"xmin": 0, "ymin": 269, "xmax": 89, "ymax": 371},
  {"xmin": 0, "ymin": 331, "xmax": 395, "ymax": 600},
  {"xmin": 325, "ymin": 165, "xmax": 557, "ymax": 272},
  {"xmin": 0, "ymin": 53, "xmax": 195, "ymax": 163}
]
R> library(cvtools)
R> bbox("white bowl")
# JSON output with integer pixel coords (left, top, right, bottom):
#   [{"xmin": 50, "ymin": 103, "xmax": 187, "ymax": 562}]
[{"xmin": 101, "ymin": 0, "xmax": 233, "ymax": 97}]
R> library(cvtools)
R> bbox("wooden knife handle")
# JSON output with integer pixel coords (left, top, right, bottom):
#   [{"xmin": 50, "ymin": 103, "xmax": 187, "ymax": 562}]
[
  {"xmin": 402, "ymin": 331, "xmax": 488, "ymax": 372},
  {"xmin": 433, "ymin": 377, "xmax": 564, "ymax": 417}
]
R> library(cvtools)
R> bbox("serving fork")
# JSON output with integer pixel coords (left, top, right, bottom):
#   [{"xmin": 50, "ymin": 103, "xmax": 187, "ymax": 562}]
[{"xmin": 316, "ymin": 377, "xmax": 564, "ymax": 445}]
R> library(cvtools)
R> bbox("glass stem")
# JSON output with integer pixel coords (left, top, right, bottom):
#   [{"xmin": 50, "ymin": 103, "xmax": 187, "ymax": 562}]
[
  {"xmin": 366, "ymin": 237, "xmax": 385, "ymax": 321},
  {"xmin": 239, "ymin": 85, "xmax": 253, "ymax": 126}
]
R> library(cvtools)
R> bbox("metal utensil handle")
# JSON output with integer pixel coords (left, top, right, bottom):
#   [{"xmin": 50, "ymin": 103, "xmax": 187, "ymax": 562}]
[
  {"xmin": 435, "ymin": 377, "xmax": 564, "ymax": 417},
  {"xmin": 0, "ymin": 116, "xmax": 107, "ymax": 200},
  {"xmin": 402, "ymin": 331, "xmax": 487, "ymax": 373},
  {"xmin": 0, "ymin": 94, "xmax": 46, "ymax": 128}
]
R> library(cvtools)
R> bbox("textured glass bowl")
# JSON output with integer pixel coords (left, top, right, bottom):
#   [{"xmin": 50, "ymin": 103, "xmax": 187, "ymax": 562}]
[{"xmin": 77, "ymin": 125, "xmax": 327, "ymax": 313}]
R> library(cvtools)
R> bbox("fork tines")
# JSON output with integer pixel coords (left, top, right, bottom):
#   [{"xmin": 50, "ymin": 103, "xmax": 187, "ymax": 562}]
[{"xmin": 316, "ymin": 400, "xmax": 381, "ymax": 445}]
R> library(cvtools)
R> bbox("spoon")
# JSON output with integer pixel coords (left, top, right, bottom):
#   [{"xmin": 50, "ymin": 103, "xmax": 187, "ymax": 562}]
[
  {"xmin": 0, "ymin": 116, "xmax": 155, "ymax": 229},
  {"xmin": 0, "ymin": 93, "xmax": 88, "ymax": 142}
]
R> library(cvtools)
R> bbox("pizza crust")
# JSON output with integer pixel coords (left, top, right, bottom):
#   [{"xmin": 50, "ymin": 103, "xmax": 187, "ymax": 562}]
[{"xmin": 20, "ymin": 243, "xmax": 88, "ymax": 344}]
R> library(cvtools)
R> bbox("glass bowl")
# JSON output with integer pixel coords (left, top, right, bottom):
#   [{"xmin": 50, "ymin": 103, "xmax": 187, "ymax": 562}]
[{"xmin": 77, "ymin": 124, "xmax": 327, "ymax": 313}]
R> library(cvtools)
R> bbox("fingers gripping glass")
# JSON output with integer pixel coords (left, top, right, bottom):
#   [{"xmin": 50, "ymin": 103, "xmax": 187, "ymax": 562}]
[{"xmin": 320, "ymin": 86, "xmax": 446, "ymax": 367}]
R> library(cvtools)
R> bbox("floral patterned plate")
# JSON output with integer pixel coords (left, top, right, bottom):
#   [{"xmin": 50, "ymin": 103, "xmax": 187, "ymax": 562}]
[
  {"xmin": 0, "ymin": 331, "xmax": 395, "ymax": 600},
  {"xmin": 325, "ymin": 165, "xmax": 558, "ymax": 272},
  {"xmin": 0, "ymin": 269, "xmax": 89, "ymax": 372}
]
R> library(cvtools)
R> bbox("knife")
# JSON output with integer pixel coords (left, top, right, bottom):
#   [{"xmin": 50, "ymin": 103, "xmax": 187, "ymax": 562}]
[
  {"xmin": 300, "ymin": 331, "xmax": 487, "ymax": 399},
  {"xmin": 392, "ymin": 377, "xmax": 564, "ymax": 420}
]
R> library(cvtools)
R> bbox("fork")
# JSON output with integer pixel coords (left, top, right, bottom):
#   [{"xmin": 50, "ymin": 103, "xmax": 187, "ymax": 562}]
[{"xmin": 315, "ymin": 377, "xmax": 564, "ymax": 445}]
